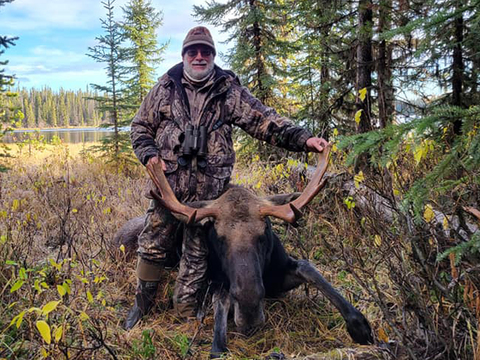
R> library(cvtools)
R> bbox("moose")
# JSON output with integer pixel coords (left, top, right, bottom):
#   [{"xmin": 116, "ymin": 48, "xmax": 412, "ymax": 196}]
[{"xmin": 117, "ymin": 148, "xmax": 374, "ymax": 357}]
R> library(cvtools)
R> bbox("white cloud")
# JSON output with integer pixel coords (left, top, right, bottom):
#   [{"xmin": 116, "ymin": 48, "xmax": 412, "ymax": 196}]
[
  {"xmin": 2, "ymin": 0, "xmax": 232, "ymax": 90},
  {"xmin": 2, "ymin": 0, "xmax": 106, "ymax": 31}
]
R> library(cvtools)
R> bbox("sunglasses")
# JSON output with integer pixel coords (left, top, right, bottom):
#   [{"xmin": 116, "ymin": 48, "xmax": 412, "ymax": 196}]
[{"xmin": 186, "ymin": 49, "xmax": 213, "ymax": 58}]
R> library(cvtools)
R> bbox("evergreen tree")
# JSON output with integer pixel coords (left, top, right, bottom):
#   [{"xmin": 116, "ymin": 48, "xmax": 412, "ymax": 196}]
[
  {"xmin": 87, "ymin": 0, "xmax": 131, "ymax": 163},
  {"xmin": 194, "ymin": 0, "xmax": 289, "ymax": 106},
  {"xmin": 194, "ymin": 0, "xmax": 297, "ymax": 158},
  {"xmin": 0, "ymin": 0, "xmax": 21, "ymax": 171},
  {"xmin": 122, "ymin": 0, "xmax": 167, "ymax": 105},
  {"xmin": 288, "ymin": 0, "xmax": 357, "ymax": 137},
  {"xmin": 24, "ymin": 97, "xmax": 35, "ymax": 128}
]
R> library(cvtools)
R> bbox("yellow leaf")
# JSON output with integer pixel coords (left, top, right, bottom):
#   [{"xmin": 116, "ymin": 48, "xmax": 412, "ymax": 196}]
[
  {"xmin": 359, "ymin": 87, "xmax": 367, "ymax": 101},
  {"xmin": 40, "ymin": 348, "xmax": 49, "ymax": 358},
  {"xmin": 424, "ymin": 204, "xmax": 435, "ymax": 223},
  {"xmin": 374, "ymin": 235, "xmax": 382, "ymax": 247},
  {"xmin": 79, "ymin": 311, "xmax": 89, "ymax": 321},
  {"xmin": 10, "ymin": 310, "xmax": 26, "ymax": 328},
  {"xmin": 378, "ymin": 328, "xmax": 389, "ymax": 342},
  {"xmin": 54, "ymin": 325, "xmax": 63, "ymax": 343},
  {"xmin": 12, "ymin": 199, "xmax": 20, "ymax": 211},
  {"xmin": 28, "ymin": 307, "xmax": 42, "ymax": 314},
  {"xmin": 443, "ymin": 216, "xmax": 449, "ymax": 230},
  {"xmin": 354, "ymin": 109, "xmax": 363, "ymax": 124},
  {"xmin": 57, "ymin": 285, "xmax": 66, "ymax": 297},
  {"xmin": 49, "ymin": 258, "xmax": 62, "ymax": 271},
  {"xmin": 42, "ymin": 300, "xmax": 61, "ymax": 316},
  {"xmin": 413, "ymin": 145, "xmax": 424, "ymax": 165},
  {"xmin": 87, "ymin": 291, "xmax": 94, "ymax": 304},
  {"xmin": 354, "ymin": 171, "xmax": 365, "ymax": 189},
  {"xmin": 333, "ymin": 128, "xmax": 338, "ymax": 136},
  {"xmin": 72, "ymin": 208, "xmax": 78, "ymax": 213},
  {"xmin": 16, "ymin": 310, "xmax": 25, "ymax": 328},
  {"xmin": 119, "ymin": 244, "xmax": 125, "ymax": 253},
  {"xmin": 36, "ymin": 320, "xmax": 51, "ymax": 344}
]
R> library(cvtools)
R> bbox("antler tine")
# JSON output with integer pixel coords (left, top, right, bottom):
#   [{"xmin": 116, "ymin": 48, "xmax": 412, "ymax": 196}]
[
  {"xmin": 258, "ymin": 146, "xmax": 331, "ymax": 224},
  {"xmin": 146, "ymin": 160, "xmax": 219, "ymax": 225}
]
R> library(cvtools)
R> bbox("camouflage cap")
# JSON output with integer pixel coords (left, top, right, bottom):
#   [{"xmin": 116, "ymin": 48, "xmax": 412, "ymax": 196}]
[{"xmin": 182, "ymin": 26, "xmax": 216, "ymax": 56}]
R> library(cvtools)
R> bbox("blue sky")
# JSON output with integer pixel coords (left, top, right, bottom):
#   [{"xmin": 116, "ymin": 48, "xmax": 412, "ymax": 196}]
[{"xmin": 1, "ymin": 0, "xmax": 229, "ymax": 91}]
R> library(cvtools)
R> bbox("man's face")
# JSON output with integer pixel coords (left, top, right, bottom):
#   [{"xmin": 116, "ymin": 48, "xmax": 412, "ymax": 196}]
[{"xmin": 183, "ymin": 45, "xmax": 215, "ymax": 80}]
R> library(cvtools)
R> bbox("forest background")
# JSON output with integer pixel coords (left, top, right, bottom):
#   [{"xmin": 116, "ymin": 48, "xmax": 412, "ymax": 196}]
[{"xmin": 1, "ymin": 0, "xmax": 480, "ymax": 359}]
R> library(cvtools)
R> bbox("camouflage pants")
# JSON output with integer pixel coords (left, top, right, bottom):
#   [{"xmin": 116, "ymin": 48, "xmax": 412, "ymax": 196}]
[{"xmin": 137, "ymin": 199, "xmax": 209, "ymax": 315}]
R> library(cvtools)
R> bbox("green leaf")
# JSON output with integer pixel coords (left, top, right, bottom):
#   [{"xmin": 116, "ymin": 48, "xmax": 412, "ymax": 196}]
[
  {"xmin": 10, "ymin": 280, "xmax": 24, "ymax": 293},
  {"xmin": 19, "ymin": 267, "xmax": 27, "ymax": 280},
  {"xmin": 36, "ymin": 320, "xmax": 51, "ymax": 344}
]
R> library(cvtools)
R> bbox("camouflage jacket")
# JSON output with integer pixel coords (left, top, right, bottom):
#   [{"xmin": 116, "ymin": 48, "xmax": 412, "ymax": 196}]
[{"xmin": 131, "ymin": 63, "xmax": 313, "ymax": 202}]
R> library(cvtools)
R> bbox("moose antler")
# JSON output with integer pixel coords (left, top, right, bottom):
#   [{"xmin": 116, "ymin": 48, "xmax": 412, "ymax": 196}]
[
  {"xmin": 146, "ymin": 160, "xmax": 219, "ymax": 225},
  {"xmin": 258, "ymin": 146, "xmax": 331, "ymax": 224}
]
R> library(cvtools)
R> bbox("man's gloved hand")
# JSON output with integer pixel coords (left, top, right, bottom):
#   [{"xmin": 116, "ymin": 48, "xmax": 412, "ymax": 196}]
[{"xmin": 305, "ymin": 137, "xmax": 330, "ymax": 153}]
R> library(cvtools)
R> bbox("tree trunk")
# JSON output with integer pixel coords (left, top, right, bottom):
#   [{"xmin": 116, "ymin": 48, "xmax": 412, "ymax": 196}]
[
  {"xmin": 355, "ymin": 0, "xmax": 374, "ymax": 172},
  {"xmin": 452, "ymin": 0, "xmax": 464, "ymax": 134},
  {"xmin": 377, "ymin": 0, "xmax": 394, "ymax": 128}
]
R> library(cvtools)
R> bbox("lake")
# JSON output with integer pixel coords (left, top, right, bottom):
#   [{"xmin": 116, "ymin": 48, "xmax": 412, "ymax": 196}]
[{"xmin": 3, "ymin": 128, "xmax": 129, "ymax": 144}]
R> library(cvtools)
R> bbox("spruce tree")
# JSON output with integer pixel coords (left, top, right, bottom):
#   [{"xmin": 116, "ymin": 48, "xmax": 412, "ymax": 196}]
[
  {"xmin": 122, "ymin": 0, "xmax": 167, "ymax": 105},
  {"xmin": 0, "ymin": 0, "xmax": 21, "ymax": 171},
  {"xmin": 194, "ymin": 0, "xmax": 288, "ymax": 106},
  {"xmin": 87, "ymin": 0, "xmax": 131, "ymax": 163}
]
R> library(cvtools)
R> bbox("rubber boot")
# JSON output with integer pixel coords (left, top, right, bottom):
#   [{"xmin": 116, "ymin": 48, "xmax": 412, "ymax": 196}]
[{"xmin": 125, "ymin": 280, "xmax": 159, "ymax": 330}]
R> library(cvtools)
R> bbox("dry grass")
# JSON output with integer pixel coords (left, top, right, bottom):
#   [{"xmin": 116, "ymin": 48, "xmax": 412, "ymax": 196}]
[{"xmin": 0, "ymin": 144, "xmax": 381, "ymax": 360}]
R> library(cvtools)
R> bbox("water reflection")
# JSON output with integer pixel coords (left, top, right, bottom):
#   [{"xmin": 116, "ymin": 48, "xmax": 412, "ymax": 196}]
[{"xmin": 3, "ymin": 128, "xmax": 127, "ymax": 144}]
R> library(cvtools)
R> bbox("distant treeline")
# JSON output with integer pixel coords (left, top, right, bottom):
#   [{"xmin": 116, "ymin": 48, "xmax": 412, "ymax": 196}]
[{"xmin": 9, "ymin": 87, "xmax": 106, "ymax": 128}]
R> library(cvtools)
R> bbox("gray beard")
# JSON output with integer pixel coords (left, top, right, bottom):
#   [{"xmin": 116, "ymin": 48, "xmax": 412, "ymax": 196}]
[{"xmin": 183, "ymin": 59, "xmax": 215, "ymax": 81}]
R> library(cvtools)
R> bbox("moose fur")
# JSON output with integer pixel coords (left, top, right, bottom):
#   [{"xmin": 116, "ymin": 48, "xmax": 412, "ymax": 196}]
[{"xmin": 115, "ymin": 185, "xmax": 374, "ymax": 357}]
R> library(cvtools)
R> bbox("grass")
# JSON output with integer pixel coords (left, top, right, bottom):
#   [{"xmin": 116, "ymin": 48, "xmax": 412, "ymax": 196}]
[{"xmin": 1, "ymin": 143, "xmax": 382, "ymax": 359}]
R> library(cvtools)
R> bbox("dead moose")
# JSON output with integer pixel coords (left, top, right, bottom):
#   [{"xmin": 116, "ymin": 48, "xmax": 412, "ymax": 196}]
[{"xmin": 117, "ymin": 148, "xmax": 374, "ymax": 357}]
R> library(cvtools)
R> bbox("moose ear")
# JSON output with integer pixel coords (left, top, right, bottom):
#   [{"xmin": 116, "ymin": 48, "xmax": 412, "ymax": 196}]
[{"xmin": 264, "ymin": 193, "xmax": 301, "ymax": 206}]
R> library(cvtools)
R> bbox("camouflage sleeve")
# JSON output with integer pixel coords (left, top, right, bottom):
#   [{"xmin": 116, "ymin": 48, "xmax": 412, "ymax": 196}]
[
  {"xmin": 230, "ymin": 86, "xmax": 313, "ymax": 152},
  {"xmin": 130, "ymin": 83, "xmax": 164, "ymax": 165}
]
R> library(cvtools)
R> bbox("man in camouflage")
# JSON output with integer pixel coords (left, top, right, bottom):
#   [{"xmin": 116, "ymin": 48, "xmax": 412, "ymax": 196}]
[{"xmin": 126, "ymin": 26, "xmax": 329, "ymax": 329}]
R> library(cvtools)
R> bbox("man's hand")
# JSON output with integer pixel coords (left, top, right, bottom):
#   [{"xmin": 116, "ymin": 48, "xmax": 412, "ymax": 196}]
[
  {"xmin": 306, "ymin": 137, "xmax": 330, "ymax": 153},
  {"xmin": 147, "ymin": 156, "xmax": 166, "ymax": 171}
]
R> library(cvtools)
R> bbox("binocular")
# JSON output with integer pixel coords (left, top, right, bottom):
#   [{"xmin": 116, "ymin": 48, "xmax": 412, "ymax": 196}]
[{"xmin": 178, "ymin": 124, "xmax": 208, "ymax": 168}]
